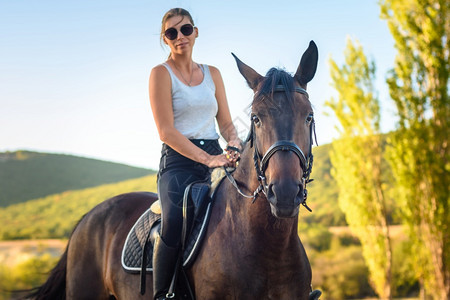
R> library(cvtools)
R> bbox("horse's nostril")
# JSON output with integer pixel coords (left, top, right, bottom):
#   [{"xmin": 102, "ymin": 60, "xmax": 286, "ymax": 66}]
[
  {"xmin": 267, "ymin": 183, "xmax": 275, "ymax": 199},
  {"xmin": 266, "ymin": 183, "xmax": 279, "ymax": 206}
]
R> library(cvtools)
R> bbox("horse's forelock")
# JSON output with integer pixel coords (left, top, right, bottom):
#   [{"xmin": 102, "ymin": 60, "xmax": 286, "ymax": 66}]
[{"xmin": 253, "ymin": 68, "xmax": 295, "ymax": 108}]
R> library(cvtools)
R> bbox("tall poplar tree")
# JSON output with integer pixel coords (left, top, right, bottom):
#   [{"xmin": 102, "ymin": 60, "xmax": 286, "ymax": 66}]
[
  {"xmin": 326, "ymin": 39, "xmax": 392, "ymax": 299},
  {"xmin": 379, "ymin": 1, "xmax": 449, "ymax": 299}
]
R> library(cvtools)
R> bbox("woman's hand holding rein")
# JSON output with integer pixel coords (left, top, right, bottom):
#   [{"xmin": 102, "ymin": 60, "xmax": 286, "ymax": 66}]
[{"xmin": 204, "ymin": 154, "xmax": 233, "ymax": 168}]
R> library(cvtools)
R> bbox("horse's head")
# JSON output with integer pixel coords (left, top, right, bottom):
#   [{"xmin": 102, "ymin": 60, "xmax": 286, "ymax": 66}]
[{"xmin": 233, "ymin": 41, "xmax": 318, "ymax": 218}]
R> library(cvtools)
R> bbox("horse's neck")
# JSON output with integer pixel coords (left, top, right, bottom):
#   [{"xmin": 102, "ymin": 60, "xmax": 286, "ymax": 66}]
[{"xmin": 229, "ymin": 146, "xmax": 299, "ymax": 249}]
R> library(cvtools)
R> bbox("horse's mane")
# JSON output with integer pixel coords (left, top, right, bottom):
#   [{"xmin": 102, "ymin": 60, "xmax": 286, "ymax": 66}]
[{"xmin": 253, "ymin": 68, "xmax": 296, "ymax": 108}]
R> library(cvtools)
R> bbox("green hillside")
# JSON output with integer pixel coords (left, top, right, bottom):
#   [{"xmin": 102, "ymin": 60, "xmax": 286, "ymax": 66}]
[
  {"xmin": 0, "ymin": 151, "xmax": 155, "ymax": 207},
  {"xmin": 0, "ymin": 175, "xmax": 157, "ymax": 240}
]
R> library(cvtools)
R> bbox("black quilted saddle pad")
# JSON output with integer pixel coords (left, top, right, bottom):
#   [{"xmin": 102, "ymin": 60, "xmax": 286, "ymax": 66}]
[{"xmin": 121, "ymin": 201, "xmax": 213, "ymax": 273}]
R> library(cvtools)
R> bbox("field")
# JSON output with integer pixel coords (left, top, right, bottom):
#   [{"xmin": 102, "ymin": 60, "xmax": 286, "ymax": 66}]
[
  {"xmin": 0, "ymin": 240, "xmax": 66, "ymax": 300},
  {"xmin": 0, "ymin": 239, "xmax": 66, "ymax": 267}
]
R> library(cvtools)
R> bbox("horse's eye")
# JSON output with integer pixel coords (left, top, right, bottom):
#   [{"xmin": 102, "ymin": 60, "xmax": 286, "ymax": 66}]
[
  {"xmin": 252, "ymin": 114, "xmax": 261, "ymax": 127},
  {"xmin": 306, "ymin": 113, "xmax": 314, "ymax": 124}
]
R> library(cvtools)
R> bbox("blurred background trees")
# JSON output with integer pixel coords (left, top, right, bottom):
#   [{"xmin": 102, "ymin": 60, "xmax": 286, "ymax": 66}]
[
  {"xmin": 380, "ymin": 0, "xmax": 449, "ymax": 299},
  {"xmin": 326, "ymin": 38, "xmax": 393, "ymax": 299},
  {"xmin": 323, "ymin": 0, "xmax": 448, "ymax": 299}
]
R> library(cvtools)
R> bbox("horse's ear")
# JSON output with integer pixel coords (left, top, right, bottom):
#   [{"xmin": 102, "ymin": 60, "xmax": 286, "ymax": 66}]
[
  {"xmin": 295, "ymin": 41, "xmax": 318, "ymax": 87},
  {"xmin": 232, "ymin": 53, "xmax": 263, "ymax": 91}
]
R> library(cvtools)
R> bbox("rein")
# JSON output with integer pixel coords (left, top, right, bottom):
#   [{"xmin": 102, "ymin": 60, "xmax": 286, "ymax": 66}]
[{"xmin": 225, "ymin": 85, "xmax": 317, "ymax": 211}]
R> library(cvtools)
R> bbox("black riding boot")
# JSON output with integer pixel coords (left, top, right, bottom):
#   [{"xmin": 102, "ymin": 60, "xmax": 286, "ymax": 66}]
[{"xmin": 153, "ymin": 234, "xmax": 179, "ymax": 300}]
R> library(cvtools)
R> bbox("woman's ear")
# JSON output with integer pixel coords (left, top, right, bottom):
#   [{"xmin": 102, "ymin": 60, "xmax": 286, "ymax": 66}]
[{"xmin": 195, "ymin": 27, "xmax": 199, "ymax": 38}]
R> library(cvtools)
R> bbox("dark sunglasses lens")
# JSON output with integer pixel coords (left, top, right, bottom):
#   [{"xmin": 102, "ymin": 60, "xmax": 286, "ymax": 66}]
[
  {"xmin": 180, "ymin": 24, "xmax": 194, "ymax": 36},
  {"xmin": 164, "ymin": 28, "xmax": 178, "ymax": 40}
]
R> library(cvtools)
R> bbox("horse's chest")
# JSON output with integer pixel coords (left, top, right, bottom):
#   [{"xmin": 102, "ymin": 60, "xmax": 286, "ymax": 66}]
[
  {"xmin": 194, "ymin": 205, "xmax": 311, "ymax": 299},
  {"xmin": 196, "ymin": 253, "xmax": 309, "ymax": 300}
]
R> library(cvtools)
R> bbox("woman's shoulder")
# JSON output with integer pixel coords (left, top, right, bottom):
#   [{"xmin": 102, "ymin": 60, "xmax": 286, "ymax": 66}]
[
  {"xmin": 204, "ymin": 65, "xmax": 222, "ymax": 80},
  {"xmin": 151, "ymin": 63, "xmax": 170, "ymax": 74},
  {"xmin": 150, "ymin": 63, "xmax": 171, "ymax": 82},
  {"xmin": 149, "ymin": 64, "xmax": 172, "ymax": 94},
  {"xmin": 204, "ymin": 64, "xmax": 219, "ymax": 73}
]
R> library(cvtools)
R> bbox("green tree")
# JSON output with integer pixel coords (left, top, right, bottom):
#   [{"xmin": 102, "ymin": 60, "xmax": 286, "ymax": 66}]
[
  {"xmin": 326, "ymin": 38, "xmax": 393, "ymax": 299},
  {"xmin": 380, "ymin": 1, "xmax": 449, "ymax": 299}
]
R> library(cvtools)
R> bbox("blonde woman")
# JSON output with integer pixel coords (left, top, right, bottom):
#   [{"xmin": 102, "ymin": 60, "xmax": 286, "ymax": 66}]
[{"xmin": 149, "ymin": 8, "xmax": 242, "ymax": 300}]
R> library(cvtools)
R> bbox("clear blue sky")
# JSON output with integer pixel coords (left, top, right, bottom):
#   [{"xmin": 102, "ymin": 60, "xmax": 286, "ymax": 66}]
[{"xmin": 0, "ymin": 0, "xmax": 396, "ymax": 169}]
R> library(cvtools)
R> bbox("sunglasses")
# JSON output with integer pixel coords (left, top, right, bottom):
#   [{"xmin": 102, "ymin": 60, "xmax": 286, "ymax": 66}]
[{"xmin": 164, "ymin": 24, "xmax": 194, "ymax": 40}]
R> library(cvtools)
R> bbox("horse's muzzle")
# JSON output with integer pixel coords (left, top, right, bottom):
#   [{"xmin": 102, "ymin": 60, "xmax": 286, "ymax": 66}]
[{"xmin": 266, "ymin": 180, "xmax": 303, "ymax": 218}]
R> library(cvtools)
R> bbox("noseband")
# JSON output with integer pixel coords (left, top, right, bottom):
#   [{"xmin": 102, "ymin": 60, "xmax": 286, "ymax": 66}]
[{"xmin": 225, "ymin": 85, "xmax": 316, "ymax": 212}]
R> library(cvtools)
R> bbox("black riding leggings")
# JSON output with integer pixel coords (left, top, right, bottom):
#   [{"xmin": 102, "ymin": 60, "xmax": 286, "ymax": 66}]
[{"xmin": 157, "ymin": 139, "xmax": 222, "ymax": 247}]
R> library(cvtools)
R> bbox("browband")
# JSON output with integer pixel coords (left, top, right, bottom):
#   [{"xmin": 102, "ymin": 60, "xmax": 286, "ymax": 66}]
[{"xmin": 274, "ymin": 85, "xmax": 308, "ymax": 96}]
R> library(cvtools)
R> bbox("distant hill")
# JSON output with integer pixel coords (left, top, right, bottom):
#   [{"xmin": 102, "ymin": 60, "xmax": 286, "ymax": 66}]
[
  {"xmin": 0, "ymin": 175, "xmax": 157, "ymax": 240},
  {"xmin": 0, "ymin": 151, "xmax": 156, "ymax": 207}
]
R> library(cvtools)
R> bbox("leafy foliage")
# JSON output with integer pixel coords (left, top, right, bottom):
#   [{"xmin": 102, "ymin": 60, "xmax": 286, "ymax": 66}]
[
  {"xmin": 326, "ymin": 39, "xmax": 393, "ymax": 298},
  {"xmin": 0, "ymin": 151, "xmax": 155, "ymax": 207},
  {"xmin": 380, "ymin": 0, "xmax": 449, "ymax": 298},
  {"xmin": 391, "ymin": 237, "xmax": 420, "ymax": 298}
]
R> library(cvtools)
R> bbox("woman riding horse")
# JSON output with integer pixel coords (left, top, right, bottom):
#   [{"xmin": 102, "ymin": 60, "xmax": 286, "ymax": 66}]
[
  {"xmin": 25, "ymin": 16, "xmax": 320, "ymax": 299},
  {"xmin": 149, "ymin": 8, "xmax": 242, "ymax": 300}
]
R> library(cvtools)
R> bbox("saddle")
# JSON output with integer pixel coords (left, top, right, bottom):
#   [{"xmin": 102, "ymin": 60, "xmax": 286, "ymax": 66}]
[
  {"xmin": 121, "ymin": 171, "xmax": 227, "ymax": 298},
  {"xmin": 121, "ymin": 181, "xmax": 215, "ymax": 272}
]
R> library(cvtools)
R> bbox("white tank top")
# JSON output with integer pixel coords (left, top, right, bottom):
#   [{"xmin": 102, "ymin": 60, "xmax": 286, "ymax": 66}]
[{"xmin": 162, "ymin": 63, "xmax": 219, "ymax": 140}]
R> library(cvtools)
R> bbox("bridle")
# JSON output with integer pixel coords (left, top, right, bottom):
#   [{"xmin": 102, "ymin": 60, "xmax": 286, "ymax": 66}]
[{"xmin": 225, "ymin": 85, "xmax": 317, "ymax": 212}]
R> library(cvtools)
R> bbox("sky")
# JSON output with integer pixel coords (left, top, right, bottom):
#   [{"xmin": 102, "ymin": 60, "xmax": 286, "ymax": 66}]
[{"xmin": 0, "ymin": 0, "xmax": 397, "ymax": 170}]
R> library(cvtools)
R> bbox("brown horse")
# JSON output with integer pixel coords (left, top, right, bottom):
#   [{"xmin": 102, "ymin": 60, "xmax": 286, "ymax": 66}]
[{"xmin": 27, "ymin": 41, "xmax": 319, "ymax": 300}]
